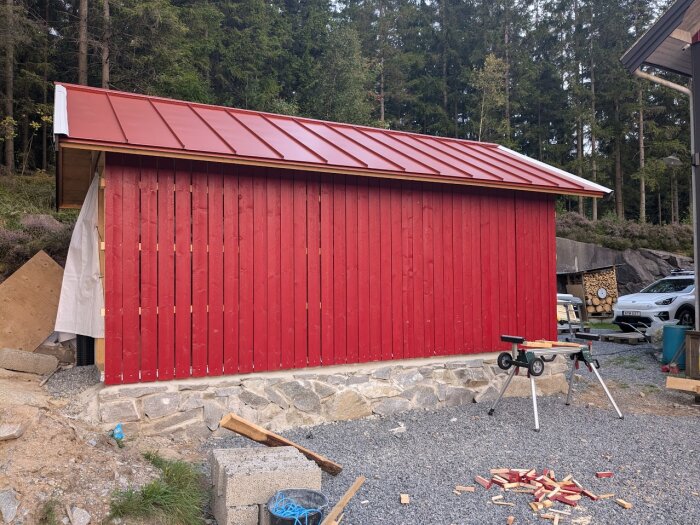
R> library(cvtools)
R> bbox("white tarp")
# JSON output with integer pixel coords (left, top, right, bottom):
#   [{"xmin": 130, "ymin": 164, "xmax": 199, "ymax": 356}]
[{"xmin": 55, "ymin": 175, "xmax": 105, "ymax": 337}]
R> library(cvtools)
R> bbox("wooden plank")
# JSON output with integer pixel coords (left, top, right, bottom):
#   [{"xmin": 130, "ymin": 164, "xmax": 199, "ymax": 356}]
[
  {"xmin": 442, "ymin": 190, "xmax": 455, "ymax": 355},
  {"xmin": 666, "ymin": 376, "xmax": 700, "ymax": 393},
  {"xmin": 420, "ymin": 188, "xmax": 433, "ymax": 357},
  {"xmin": 467, "ymin": 191, "xmax": 482, "ymax": 353},
  {"xmin": 320, "ymin": 176, "xmax": 334, "ymax": 365},
  {"xmin": 222, "ymin": 165, "xmax": 239, "ymax": 374},
  {"xmin": 253, "ymin": 169, "xmax": 269, "ymax": 372},
  {"xmin": 333, "ymin": 176, "xmax": 347, "ymax": 364},
  {"xmin": 208, "ymin": 164, "xmax": 224, "ymax": 376},
  {"xmin": 321, "ymin": 476, "xmax": 366, "ymax": 525},
  {"xmin": 156, "ymin": 159, "xmax": 175, "ymax": 380},
  {"xmin": 96, "ymin": 154, "xmax": 106, "ymax": 372},
  {"xmin": 191, "ymin": 164, "xmax": 209, "ymax": 377},
  {"xmin": 357, "ymin": 178, "xmax": 371, "ymax": 364},
  {"xmin": 293, "ymin": 173, "xmax": 308, "ymax": 368},
  {"xmin": 307, "ymin": 173, "xmax": 322, "ymax": 367},
  {"xmin": 452, "ymin": 189, "xmax": 465, "ymax": 354},
  {"xmin": 401, "ymin": 183, "xmax": 414, "ymax": 359},
  {"xmin": 121, "ymin": 155, "xmax": 141, "ymax": 383},
  {"xmin": 238, "ymin": 168, "xmax": 255, "ymax": 373},
  {"xmin": 345, "ymin": 178, "xmax": 359, "ymax": 363},
  {"xmin": 139, "ymin": 157, "xmax": 158, "ymax": 381},
  {"xmin": 389, "ymin": 183, "xmax": 403, "ymax": 359},
  {"xmin": 174, "ymin": 160, "xmax": 193, "ymax": 379},
  {"xmin": 267, "ymin": 172, "xmax": 282, "ymax": 370},
  {"xmin": 368, "ymin": 180, "xmax": 382, "ymax": 362},
  {"xmin": 220, "ymin": 413, "xmax": 343, "ymax": 475},
  {"xmin": 280, "ymin": 173, "xmax": 295, "ymax": 369}
]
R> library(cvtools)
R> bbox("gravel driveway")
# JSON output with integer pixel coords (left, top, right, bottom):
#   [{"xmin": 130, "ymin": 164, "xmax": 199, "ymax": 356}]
[{"xmin": 208, "ymin": 334, "xmax": 700, "ymax": 524}]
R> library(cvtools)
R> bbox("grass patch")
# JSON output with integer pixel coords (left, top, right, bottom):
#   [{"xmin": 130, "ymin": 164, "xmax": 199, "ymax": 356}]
[
  {"xmin": 108, "ymin": 452, "xmax": 207, "ymax": 525},
  {"xmin": 608, "ymin": 355, "xmax": 646, "ymax": 370},
  {"xmin": 37, "ymin": 500, "xmax": 60, "ymax": 525},
  {"xmin": 642, "ymin": 384, "xmax": 661, "ymax": 394}
]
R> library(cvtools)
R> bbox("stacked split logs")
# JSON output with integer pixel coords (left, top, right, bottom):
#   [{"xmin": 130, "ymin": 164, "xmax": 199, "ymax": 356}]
[{"xmin": 583, "ymin": 268, "xmax": 618, "ymax": 316}]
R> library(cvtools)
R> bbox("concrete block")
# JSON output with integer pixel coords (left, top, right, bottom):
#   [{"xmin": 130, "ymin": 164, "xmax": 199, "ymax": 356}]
[
  {"xmin": 212, "ymin": 494, "xmax": 259, "ymax": 525},
  {"xmin": 0, "ymin": 347, "xmax": 57, "ymax": 375}
]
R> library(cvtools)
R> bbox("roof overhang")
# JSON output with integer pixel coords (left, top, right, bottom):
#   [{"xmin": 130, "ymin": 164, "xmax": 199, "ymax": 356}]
[{"xmin": 621, "ymin": 0, "xmax": 699, "ymax": 76}]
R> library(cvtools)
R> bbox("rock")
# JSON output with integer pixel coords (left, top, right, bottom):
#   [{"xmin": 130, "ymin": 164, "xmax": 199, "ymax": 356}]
[
  {"xmin": 239, "ymin": 389, "xmax": 270, "ymax": 409},
  {"xmin": 443, "ymin": 386, "xmax": 475, "ymax": 407},
  {"xmin": 215, "ymin": 386, "xmax": 242, "ymax": 397},
  {"xmin": 141, "ymin": 409, "xmax": 203, "ymax": 435},
  {"xmin": 431, "ymin": 369, "xmax": 457, "ymax": 383},
  {"xmin": 100, "ymin": 399, "xmax": 139, "ymax": 423},
  {"xmin": 0, "ymin": 347, "xmax": 58, "ymax": 375},
  {"xmin": 0, "ymin": 489, "xmax": 19, "ymax": 523},
  {"xmin": 392, "ymin": 370, "xmax": 424, "ymax": 389},
  {"xmin": 536, "ymin": 374, "xmax": 569, "ymax": 395},
  {"xmin": 371, "ymin": 366, "xmax": 393, "ymax": 380},
  {"xmin": 372, "ymin": 397, "xmax": 411, "ymax": 416},
  {"xmin": 179, "ymin": 393, "xmax": 205, "ymax": 411},
  {"xmin": 117, "ymin": 385, "xmax": 168, "ymax": 399},
  {"xmin": 0, "ymin": 422, "xmax": 27, "ymax": 441},
  {"xmin": 452, "ymin": 367, "xmax": 489, "ymax": 386},
  {"xmin": 203, "ymin": 400, "xmax": 226, "ymax": 430},
  {"xmin": 346, "ymin": 375, "xmax": 369, "ymax": 385},
  {"xmin": 356, "ymin": 382, "xmax": 402, "ymax": 399},
  {"xmin": 474, "ymin": 382, "xmax": 500, "ymax": 403},
  {"xmin": 143, "ymin": 393, "xmax": 180, "ymax": 419},
  {"xmin": 264, "ymin": 386, "xmax": 290, "ymax": 409},
  {"xmin": 401, "ymin": 385, "xmax": 439, "ymax": 409},
  {"xmin": 71, "ymin": 507, "xmax": 91, "ymax": 525},
  {"xmin": 34, "ymin": 343, "xmax": 74, "ymax": 364},
  {"xmin": 310, "ymin": 381, "xmax": 337, "ymax": 399},
  {"xmin": 325, "ymin": 390, "xmax": 371, "ymax": 420},
  {"xmin": 276, "ymin": 381, "xmax": 321, "ymax": 413},
  {"xmin": 325, "ymin": 375, "xmax": 347, "ymax": 386}
]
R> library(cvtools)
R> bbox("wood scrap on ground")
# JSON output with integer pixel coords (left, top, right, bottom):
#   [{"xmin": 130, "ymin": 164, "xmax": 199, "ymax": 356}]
[
  {"xmin": 321, "ymin": 476, "xmax": 365, "ymax": 525},
  {"xmin": 219, "ymin": 413, "xmax": 342, "ymax": 475},
  {"xmin": 400, "ymin": 494, "xmax": 410, "ymax": 505},
  {"xmin": 666, "ymin": 376, "xmax": 700, "ymax": 394}
]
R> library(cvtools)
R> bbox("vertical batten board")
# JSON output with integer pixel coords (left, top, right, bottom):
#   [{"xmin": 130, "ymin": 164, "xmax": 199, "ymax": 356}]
[
  {"xmin": 547, "ymin": 197, "xmax": 558, "ymax": 339},
  {"xmin": 479, "ymin": 191, "xmax": 494, "ymax": 350},
  {"xmin": 222, "ymin": 164, "xmax": 240, "ymax": 374},
  {"xmin": 104, "ymin": 155, "xmax": 124, "ymax": 385},
  {"xmin": 307, "ymin": 173, "xmax": 322, "ymax": 367},
  {"xmin": 191, "ymin": 163, "xmax": 209, "ymax": 377},
  {"xmin": 96, "ymin": 152, "xmax": 106, "ymax": 372},
  {"xmin": 157, "ymin": 158, "xmax": 176, "ymax": 380},
  {"xmin": 120, "ymin": 155, "xmax": 141, "ymax": 383},
  {"xmin": 333, "ymin": 176, "xmax": 347, "ymax": 365},
  {"xmin": 377, "ymin": 181, "xmax": 392, "ymax": 362},
  {"xmin": 368, "ymin": 179, "xmax": 382, "ymax": 362},
  {"xmin": 208, "ymin": 164, "xmax": 224, "ymax": 375},
  {"xmin": 420, "ymin": 187, "xmax": 433, "ymax": 357},
  {"xmin": 280, "ymin": 173, "xmax": 295, "ymax": 369},
  {"xmin": 401, "ymin": 182, "xmax": 414, "ymax": 359},
  {"xmin": 267, "ymin": 171, "xmax": 283, "ymax": 371},
  {"xmin": 252, "ymin": 169, "xmax": 269, "ymax": 372},
  {"xmin": 431, "ymin": 188, "xmax": 444, "ymax": 356},
  {"xmin": 389, "ymin": 183, "xmax": 403, "ymax": 360},
  {"xmin": 293, "ymin": 172, "xmax": 308, "ymax": 368},
  {"xmin": 345, "ymin": 177, "xmax": 359, "ymax": 364},
  {"xmin": 442, "ymin": 190, "xmax": 455, "ymax": 355},
  {"xmin": 139, "ymin": 156, "xmax": 158, "ymax": 381},
  {"xmin": 452, "ymin": 189, "xmax": 465, "ymax": 354},
  {"xmin": 238, "ymin": 168, "xmax": 254, "ymax": 374},
  {"xmin": 174, "ymin": 159, "xmax": 193, "ymax": 378},
  {"xmin": 357, "ymin": 178, "xmax": 371, "ymax": 364},
  {"xmin": 319, "ymin": 176, "xmax": 334, "ymax": 365}
]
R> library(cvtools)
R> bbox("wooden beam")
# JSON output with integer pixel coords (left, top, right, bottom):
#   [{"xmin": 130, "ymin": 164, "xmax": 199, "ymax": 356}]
[
  {"xmin": 666, "ymin": 375, "xmax": 700, "ymax": 393},
  {"xmin": 219, "ymin": 413, "xmax": 343, "ymax": 475},
  {"xmin": 671, "ymin": 28, "xmax": 693, "ymax": 43},
  {"xmin": 321, "ymin": 476, "xmax": 366, "ymax": 525},
  {"xmin": 96, "ymin": 153, "xmax": 106, "ymax": 372}
]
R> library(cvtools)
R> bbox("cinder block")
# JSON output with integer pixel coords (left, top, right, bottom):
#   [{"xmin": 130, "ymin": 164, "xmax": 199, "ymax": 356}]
[
  {"xmin": 212, "ymin": 495, "xmax": 258, "ymax": 525},
  {"xmin": 211, "ymin": 447, "xmax": 301, "ymax": 497}
]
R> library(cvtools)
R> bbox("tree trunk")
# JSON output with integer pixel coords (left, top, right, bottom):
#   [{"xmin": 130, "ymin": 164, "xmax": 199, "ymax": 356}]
[
  {"xmin": 504, "ymin": 6, "xmax": 511, "ymax": 142},
  {"xmin": 440, "ymin": 0, "xmax": 447, "ymax": 111},
  {"xmin": 378, "ymin": 0, "xmax": 385, "ymax": 123},
  {"xmin": 577, "ymin": 118, "xmax": 584, "ymax": 216},
  {"xmin": 614, "ymin": 99, "xmax": 624, "ymax": 219},
  {"xmin": 42, "ymin": 0, "xmax": 49, "ymax": 171},
  {"xmin": 638, "ymin": 87, "xmax": 645, "ymax": 223},
  {"xmin": 4, "ymin": 0, "xmax": 14, "ymax": 175},
  {"xmin": 589, "ymin": 18, "xmax": 598, "ymax": 221},
  {"xmin": 102, "ymin": 0, "xmax": 110, "ymax": 88},
  {"xmin": 79, "ymin": 0, "xmax": 88, "ymax": 85},
  {"xmin": 672, "ymin": 170, "xmax": 679, "ymax": 224}
]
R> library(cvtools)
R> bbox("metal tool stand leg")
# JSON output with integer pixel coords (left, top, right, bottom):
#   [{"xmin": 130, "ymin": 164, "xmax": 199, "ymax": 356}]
[
  {"xmin": 565, "ymin": 357, "xmax": 577, "ymax": 406},
  {"xmin": 530, "ymin": 374, "xmax": 540, "ymax": 432},
  {"xmin": 488, "ymin": 366, "xmax": 517, "ymax": 416},
  {"xmin": 590, "ymin": 364, "xmax": 624, "ymax": 419}
]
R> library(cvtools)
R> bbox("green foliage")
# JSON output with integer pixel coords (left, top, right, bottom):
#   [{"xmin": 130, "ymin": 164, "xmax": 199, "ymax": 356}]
[
  {"xmin": 37, "ymin": 500, "xmax": 60, "ymax": 525},
  {"xmin": 109, "ymin": 452, "xmax": 207, "ymax": 525}
]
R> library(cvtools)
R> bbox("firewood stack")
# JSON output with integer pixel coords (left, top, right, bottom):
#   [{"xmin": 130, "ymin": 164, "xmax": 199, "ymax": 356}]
[{"xmin": 583, "ymin": 268, "xmax": 618, "ymax": 315}]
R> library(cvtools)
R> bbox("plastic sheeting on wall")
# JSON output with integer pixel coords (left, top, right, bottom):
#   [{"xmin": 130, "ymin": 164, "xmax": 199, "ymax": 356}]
[{"xmin": 55, "ymin": 175, "xmax": 104, "ymax": 338}]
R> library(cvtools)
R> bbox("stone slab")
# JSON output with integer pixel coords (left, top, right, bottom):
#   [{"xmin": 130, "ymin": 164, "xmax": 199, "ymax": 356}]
[{"xmin": 0, "ymin": 347, "xmax": 58, "ymax": 375}]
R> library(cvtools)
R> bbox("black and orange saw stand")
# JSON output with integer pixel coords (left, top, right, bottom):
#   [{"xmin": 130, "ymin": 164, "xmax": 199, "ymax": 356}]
[{"xmin": 487, "ymin": 333, "xmax": 623, "ymax": 431}]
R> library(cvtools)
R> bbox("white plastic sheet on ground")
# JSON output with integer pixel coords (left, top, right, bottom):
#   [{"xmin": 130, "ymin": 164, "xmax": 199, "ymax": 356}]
[{"xmin": 54, "ymin": 175, "xmax": 104, "ymax": 338}]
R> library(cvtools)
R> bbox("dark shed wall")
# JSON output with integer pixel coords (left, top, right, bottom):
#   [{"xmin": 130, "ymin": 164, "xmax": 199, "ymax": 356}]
[{"xmin": 104, "ymin": 153, "xmax": 556, "ymax": 385}]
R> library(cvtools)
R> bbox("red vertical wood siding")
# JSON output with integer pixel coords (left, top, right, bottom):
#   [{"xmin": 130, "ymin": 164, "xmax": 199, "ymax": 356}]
[{"xmin": 104, "ymin": 154, "xmax": 558, "ymax": 384}]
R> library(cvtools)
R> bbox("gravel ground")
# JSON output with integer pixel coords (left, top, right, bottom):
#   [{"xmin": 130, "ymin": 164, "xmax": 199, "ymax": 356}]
[
  {"xmin": 44, "ymin": 364, "xmax": 100, "ymax": 398},
  {"xmin": 206, "ymin": 333, "xmax": 700, "ymax": 525}
]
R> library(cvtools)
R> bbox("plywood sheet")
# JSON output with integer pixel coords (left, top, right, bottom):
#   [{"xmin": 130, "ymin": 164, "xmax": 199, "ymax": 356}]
[{"xmin": 0, "ymin": 251, "xmax": 64, "ymax": 351}]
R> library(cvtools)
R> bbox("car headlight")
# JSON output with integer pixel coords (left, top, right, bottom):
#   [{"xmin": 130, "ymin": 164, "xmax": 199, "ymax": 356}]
[{"xmin": 655, "ymin": 297, "xmax": 676, "ymax": 306}]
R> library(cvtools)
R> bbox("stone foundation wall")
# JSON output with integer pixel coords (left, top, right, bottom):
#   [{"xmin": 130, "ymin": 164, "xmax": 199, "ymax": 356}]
[{"xmin": 94, "ymin": 355, "xmax": 569, "ymax": 437}]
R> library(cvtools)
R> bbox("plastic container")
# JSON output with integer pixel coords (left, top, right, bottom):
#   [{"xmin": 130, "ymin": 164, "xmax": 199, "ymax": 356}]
[
  {"xmin": 662, "ymin": 325, "xmax": 688, "ymax": 369},
  {"xmin": 267, "ymin": 489, "xmax": 328, "ymax": 525},
  {"xmin": 76, "ymin": 335, "xmax": 95, "ymax": 366}
]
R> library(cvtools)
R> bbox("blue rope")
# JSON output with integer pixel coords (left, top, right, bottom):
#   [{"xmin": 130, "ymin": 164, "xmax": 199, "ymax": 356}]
[{"xmin": 268, "ymin": 493, "xmax": 322, "ymax": 525}]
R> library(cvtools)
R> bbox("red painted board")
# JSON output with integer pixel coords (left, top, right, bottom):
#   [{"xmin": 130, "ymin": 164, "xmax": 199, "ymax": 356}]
[
  {"xmin": 238, "ymin": 168, "xmax": 254, "ymax": 373},
  {"xmin": 442, "ymin": 191, "xmax": 455, "ymax": 354},
  {"xmin": 121, "ymin": 155, "xmax": 141, "ymax": 383},
  {"xmin": 253, "ymin": 170, "xmax": 269, "ymax": 371},
  {"xmin": 267, "ymin": 172, "xmax": 282, "ymax": 370},
  {"xmin": 174, "ymin": 160, "xmax": 192, "ymax": 378},
  {"xmin": 413, "ymin": 185, "xmax": 425, "ymax": 358},
  {"xmin": 345, "ymin": 178, "xmax": 359, "ymax": 363},
  {"xmin": 307, "ymin": 173, "xmax": 322, "ymax": 367},
  {"xmin": 139, "ymin": 156, "xmax": 158, "ymax": 381},
  {"xmin": 368, "ymin": 180, "xmax": 382, "ymax": 362},
  {"xmin": 222, "ymin": 165, "xmax": 239, "ymax": 374},
  {"xmin": 401, "ymin": 183, "xmax": 414, "ymax": 359},
  {"xmin": 320, "ymin": 176, "xmax": 334, "ymax": 365},
  {"xmin": 293, "ymin": 173, "xmax": 308, "ymax": 368},
  {"xmin": 431, "ymin": 189, "xmax": 443, "ymax": 356},
  {"xmin": 452, "ymin": 189, "xmax": 465, "ymax": 354},
  {"xmin": 104, "ymin": 154, "xmax": 124, "ymax": 384},
  {"xmin": 357, "ymin": 178, "xmax": 370, "ymax": 363},
  {"xmin": 333, "ymin": 176, "xmax": 347, "ymax": 364},
  {"xmin": 280, "ymin": 173, "xmax": 295, "ymax": 369},
  {"xmin": 191, "ymin": 163, "xmax": 209, "ymax": 377},
  {"xmin": 156, "ymin": 158, "xmax": 175, "ymax": 380},
  {"xmin": 390, "ymin": 184, "xmax": 403, "ymax": 359},
  {"xmin": 208, "ymin": 165, "xmax": 224, "ymax": 375}
]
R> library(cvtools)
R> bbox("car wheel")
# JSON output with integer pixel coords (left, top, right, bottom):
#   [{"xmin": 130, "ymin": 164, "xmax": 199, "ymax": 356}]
[
  {"xmin": 615, "ymin": 322, "xmax": 635, "ymax": 333},
  {"xmin": 676, "ymin": 307, "xmax": 695, "ymax": 327}
]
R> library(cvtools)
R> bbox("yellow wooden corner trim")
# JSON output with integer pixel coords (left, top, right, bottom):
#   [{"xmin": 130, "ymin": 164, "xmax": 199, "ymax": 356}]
[{"xmin": 100, "ymin": 308, "xmax": 105, "ymax": 317}]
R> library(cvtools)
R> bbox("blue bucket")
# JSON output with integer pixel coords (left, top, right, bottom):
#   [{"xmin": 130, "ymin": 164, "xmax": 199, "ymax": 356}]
[{"xmin": 662, "ymin": 325, "xmax": 688, "ymax": 369}]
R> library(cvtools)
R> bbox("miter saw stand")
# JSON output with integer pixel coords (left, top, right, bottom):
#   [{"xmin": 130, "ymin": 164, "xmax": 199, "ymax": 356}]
[{"xmin": 487, "ymin": 332, "xmax": 623, "ymax": 431}]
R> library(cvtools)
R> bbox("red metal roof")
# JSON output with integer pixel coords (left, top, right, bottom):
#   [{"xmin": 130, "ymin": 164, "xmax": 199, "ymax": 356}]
[{"xmin": 54, "ymin": 83, "xmax": 609, "ymax": 197}]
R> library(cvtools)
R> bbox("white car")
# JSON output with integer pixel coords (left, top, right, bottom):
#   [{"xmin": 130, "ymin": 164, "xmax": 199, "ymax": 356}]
[{"xmin": 612, "ymin": 271, "xmax": 695, "ymax": 331}]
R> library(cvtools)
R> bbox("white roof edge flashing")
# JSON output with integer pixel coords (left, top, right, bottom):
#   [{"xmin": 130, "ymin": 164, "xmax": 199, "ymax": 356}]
[
  {"xmin": 497, "ymin": 145, "xmax": 612, "ymax": 194},
  {"xmin": 53, "ymin": 84, "xmax": 69, "ymax": 137}
]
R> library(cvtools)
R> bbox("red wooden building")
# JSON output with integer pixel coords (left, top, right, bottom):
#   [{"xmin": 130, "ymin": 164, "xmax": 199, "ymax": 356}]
[{"xmin": 53, "ymin": 84, "xmax": 609, "ymax": 385}]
